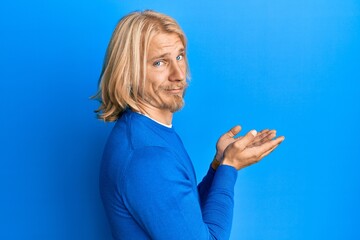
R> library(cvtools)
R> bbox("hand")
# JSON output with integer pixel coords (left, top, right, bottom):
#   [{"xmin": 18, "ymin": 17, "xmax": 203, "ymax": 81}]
[
  {"xmin": 215, "ymin": 125, "xmax": 242, "ymax": 162},
  {"xmin": 215, "ymin": 126, "xmax": 276, "ymax": 161},
  {"xmin": 221, "ymin": 129, "xmax": 285, "ymax": 170}
]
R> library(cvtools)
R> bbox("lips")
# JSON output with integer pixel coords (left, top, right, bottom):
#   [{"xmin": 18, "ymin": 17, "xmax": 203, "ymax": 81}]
[
  {"xmin": 162, "ymin": 83, "xmax": 186, "ymax": 93},
  {"xmin": 159, "ymin": 82, "xmax": 188, "ymax": 95},
  {"xmin": 166, "ymin": 87, "xmax": 183, "ymax": 91},
  {"xmin": 165, "ymin": 88, "xmax": 183, "ymax": 94}
]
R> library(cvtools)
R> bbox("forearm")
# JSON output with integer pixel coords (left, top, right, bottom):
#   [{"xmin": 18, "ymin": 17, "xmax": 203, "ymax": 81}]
[
  {"xmin": 198, "ymin": 155, "xmax": 221, "ymax": 207},
  {"xmin": 202, "ymin": 165, "xmax": 237, "ymax": 240},
  {"xmin": 197, "ymin": 164, "xmax": 215, "ymax": 208}
]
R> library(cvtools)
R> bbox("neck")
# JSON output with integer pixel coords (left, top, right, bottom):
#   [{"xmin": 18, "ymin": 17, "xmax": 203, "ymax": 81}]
[{"xmin": 136, "ymin": 104, "xmax": 173, "ymax": 126}]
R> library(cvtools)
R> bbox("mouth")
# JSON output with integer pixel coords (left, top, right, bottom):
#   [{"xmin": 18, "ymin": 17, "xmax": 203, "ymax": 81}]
[{"xmin": 164, "ymin": 88, "xmax": 184, "ymax": 94}]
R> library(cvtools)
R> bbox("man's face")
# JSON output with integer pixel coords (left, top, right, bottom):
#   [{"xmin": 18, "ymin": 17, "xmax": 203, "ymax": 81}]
[{"xmin": 140, "ymin": 32, "xmax": 187, "ymax": 113}]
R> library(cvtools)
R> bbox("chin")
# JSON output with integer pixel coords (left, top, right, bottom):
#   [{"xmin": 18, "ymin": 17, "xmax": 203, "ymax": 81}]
[
  {"xmin": 167, "ymin": 96, "xmax": 185, "ymax": 113},
  {"xmin": 170, "ymin": 104, "xmax": 184, "ymax": 113}
]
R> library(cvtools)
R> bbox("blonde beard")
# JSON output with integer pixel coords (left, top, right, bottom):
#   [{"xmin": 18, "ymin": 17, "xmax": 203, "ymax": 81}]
[
  {"xmin": 142, "ymin": 91, "xmax": 185, "ymax": 113},
  {"xmin": 140, "ymin": 82, "xmax": 188, "ymax": 113},
  {"xmin": 164, "ymin": 94, "xmax": 185, "ymax": 113}
]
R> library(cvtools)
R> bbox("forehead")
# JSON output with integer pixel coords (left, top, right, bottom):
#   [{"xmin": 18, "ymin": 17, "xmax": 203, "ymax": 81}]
[{"xmin": 148, "ymin": 33, "xmax": 184, "ymax": 56}]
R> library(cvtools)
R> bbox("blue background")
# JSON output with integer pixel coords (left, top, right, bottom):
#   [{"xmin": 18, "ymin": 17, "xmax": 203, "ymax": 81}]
[{"xmin": 1, "ymin": 0, "xmax": 359, "ymax": 239}]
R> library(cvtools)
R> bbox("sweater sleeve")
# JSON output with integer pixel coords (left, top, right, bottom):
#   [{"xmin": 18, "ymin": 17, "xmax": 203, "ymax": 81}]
[
  {"xmin": 121, "ymin": 147, "xmax": 237, "ymax": 240},
  {"xmin": 197, "ymin": 165, "xmax": 216, "ymax": 209}
]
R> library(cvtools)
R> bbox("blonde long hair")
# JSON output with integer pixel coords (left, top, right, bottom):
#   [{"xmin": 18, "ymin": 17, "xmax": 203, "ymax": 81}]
[{"xmin": 93, "ymin": 10, "xmax": 189, "ymax": 122}]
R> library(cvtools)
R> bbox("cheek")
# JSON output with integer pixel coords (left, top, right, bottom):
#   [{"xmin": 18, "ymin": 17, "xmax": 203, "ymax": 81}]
[
  {"xmin": 143, "ymin": 77, "xmax": 162, "ymax": 95},
  {"xmin": 179, "ymin": 61, "xmax": 187, "ymax": 74},
  {"xmin": 148, "ymin": 75, "xmax": 167, "ymax": 90},
  {"xmin": 145, "ymin": 66, "xmax": 169, "ymax": 92}
]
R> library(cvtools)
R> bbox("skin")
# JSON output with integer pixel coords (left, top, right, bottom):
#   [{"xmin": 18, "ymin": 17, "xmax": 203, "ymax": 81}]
[
  {"xmin": 137, "ymin": 32, "xmax": 187, "ymax": 125},
  {"xmin": 138, "ymin": 32, "xmax": 284, "ymax": 170},
  {"xmin": 215, "ymin": 126, "xmax": 285, "ymax": 170}
]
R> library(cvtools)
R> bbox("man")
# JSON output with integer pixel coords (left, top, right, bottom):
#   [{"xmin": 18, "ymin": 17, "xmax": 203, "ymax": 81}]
[{"xmin": 94, "ymin": 10, "xmax": 284, "ymax": 240}]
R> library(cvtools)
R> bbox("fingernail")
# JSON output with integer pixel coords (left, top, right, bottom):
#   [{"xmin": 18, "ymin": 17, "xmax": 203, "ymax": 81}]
[{"xmin": 250, "ymin": 130, "xmax": 257, "ymax": 136}]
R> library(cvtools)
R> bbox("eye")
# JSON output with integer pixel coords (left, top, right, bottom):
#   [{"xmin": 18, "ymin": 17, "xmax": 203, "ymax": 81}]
[
  {"xmin": 176, "ymin": 54, "xmax": 184, "ymax": 61},
  {"xmin": 153, "ymin": 61, "xmax": 164, "ymax": 67}
]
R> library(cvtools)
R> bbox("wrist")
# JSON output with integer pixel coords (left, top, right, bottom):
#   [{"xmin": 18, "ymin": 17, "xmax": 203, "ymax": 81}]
[
  {"xmin": 214, "ymin": 151, "xmax": 223, "ymax": 162},
  {"xmin": 211, "ymin": 156, "xmax": 221, "ymax": 170},
  {"xmin": 221, "ymin": 157, "xmax": 238, "ymax": 170}
]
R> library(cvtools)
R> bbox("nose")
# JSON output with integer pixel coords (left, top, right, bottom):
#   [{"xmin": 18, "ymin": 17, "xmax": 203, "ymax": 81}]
[{"xmin": 169, "ymin": 62, "xmax": 186, "ymax": 82}]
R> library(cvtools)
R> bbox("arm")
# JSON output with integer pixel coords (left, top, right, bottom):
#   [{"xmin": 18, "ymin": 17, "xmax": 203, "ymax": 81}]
[
  {"xmin": 197, "ymin": 126, "xmax": 241, "ymax": 207},
  {"xmin": 197, "ymin": 163, "xmax": 216, "ymax": 209},
  {"xmin": 122, "ymin": 147, "xmax": 237, "ymax": 240}
]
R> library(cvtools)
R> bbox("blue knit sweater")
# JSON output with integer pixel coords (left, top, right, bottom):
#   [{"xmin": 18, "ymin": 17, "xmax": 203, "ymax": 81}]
[{"xmin": 100, "ymin": 109, "xmax": 238, "ymax": 240}]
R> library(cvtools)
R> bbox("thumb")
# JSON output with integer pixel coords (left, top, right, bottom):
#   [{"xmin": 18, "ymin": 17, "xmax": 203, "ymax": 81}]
[{"xmin": 226, "ymin": 125, "xmax": 242, "ymax": 138}]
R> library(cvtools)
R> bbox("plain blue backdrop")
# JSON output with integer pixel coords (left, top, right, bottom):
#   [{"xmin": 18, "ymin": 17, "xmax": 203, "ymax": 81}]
[{"xmin": 1, "ymin": 0, "xmax": 359, "ymax": 239}]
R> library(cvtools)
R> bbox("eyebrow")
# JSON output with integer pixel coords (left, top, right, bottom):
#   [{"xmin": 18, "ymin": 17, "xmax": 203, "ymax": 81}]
[{"xmin": 148, "ymin": 48, "xmax": 185, "ymax": 62}]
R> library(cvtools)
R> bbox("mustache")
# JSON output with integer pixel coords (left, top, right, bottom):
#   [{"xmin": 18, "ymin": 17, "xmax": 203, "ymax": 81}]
[{"xmin": 159, "ymin": 81, "xmax": 188, "ymax": 91}]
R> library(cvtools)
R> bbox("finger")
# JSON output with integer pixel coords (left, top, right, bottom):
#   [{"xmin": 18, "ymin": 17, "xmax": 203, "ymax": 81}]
[
  {"xmin": 249, "ymin": 130, "xmax": 274, "ymax": 147},
  {"xmin": 252, "ymin": 130, "xmax": 277, "ymax": 147},
  {"xmin": 234, "ymin": 129, "xmax": 257, "ymax": 149},
  {"xmin": 253, "ymin": 129, "xmax": 272, "ymax": 142},
  {"xmin": 240, "ymin": 129, "xmax": 269, "ymax": 142},
  {"xmin": 257, "ymin": 136, "xmax": 285, "ymax": 157},
  {"xmin": 247, "ymin": 129, "xmax": 268, "ymax": 141},
  {"xmin": 259, "ymin": 129, "xmax": 270, "ymax": 134},
  {"xmin": 226, "ymin": 125, "xmax": 242, "ymax": 138},
  {"xmin": 259, "ymin": 139, "xmax": 283, "ymax": 159}
]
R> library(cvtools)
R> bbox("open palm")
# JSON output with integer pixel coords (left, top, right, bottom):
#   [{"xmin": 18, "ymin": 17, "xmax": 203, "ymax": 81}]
[{"xmin": 215, "ymin": 125, "xmax": 276, "ymax": 161}]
